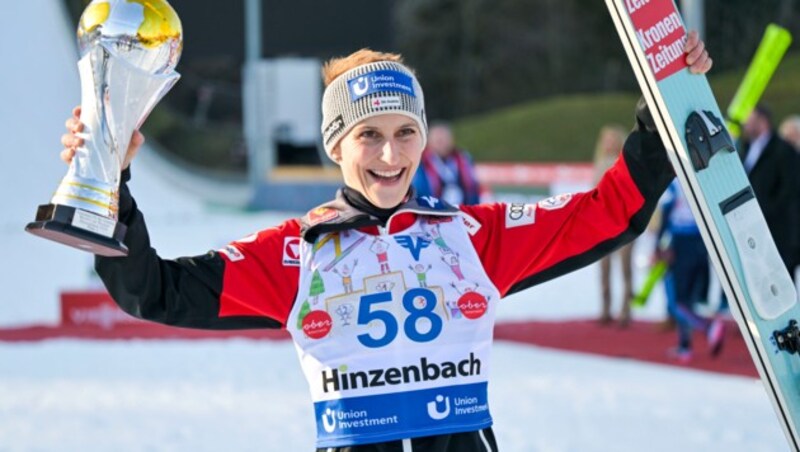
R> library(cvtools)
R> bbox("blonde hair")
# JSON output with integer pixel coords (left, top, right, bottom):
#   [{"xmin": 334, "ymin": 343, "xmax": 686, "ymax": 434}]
[
  {"xmin": 593, "ymin": 125, "xmax": 627, "ymax": 183},
  {"xmin": 322, "ymin": 49, "xmax": 409, "ymax": 87},
  {"xmin": 779, "ymin": 115, "xmax": 800, "ymax": 150},
  {"xmin": 593, "ymin": 125, "xmax": 626, "ymax": 161}
]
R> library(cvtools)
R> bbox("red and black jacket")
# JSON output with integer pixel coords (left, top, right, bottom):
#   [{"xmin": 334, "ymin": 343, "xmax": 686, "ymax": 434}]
[{"xmin": 96, "ymin": 120, "xmax": 672, "ymax": 452}]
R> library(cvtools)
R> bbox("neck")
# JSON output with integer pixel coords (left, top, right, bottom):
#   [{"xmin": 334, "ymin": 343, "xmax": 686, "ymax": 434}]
[{"xmin": 342, "ymin": 186, "xmax": 407, "ymax": 225}]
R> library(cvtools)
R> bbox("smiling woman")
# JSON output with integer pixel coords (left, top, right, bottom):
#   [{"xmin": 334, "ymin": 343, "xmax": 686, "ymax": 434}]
[
  {"xmin": 60, "ymin": 38, "xmax": 713, "ymax": 452},
  {"xmin": 319, "ymin": 50, "xmax": 428, "ymax": 209},
  {"xmin": 333, "ymin": 114, "xmax": 424, "ymax": 208}
]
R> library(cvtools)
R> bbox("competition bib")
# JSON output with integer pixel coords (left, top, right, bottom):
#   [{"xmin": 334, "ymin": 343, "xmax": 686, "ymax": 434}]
[{"xmin": 286, "ymin": 213, "xmax": 500, "ymax": 447}]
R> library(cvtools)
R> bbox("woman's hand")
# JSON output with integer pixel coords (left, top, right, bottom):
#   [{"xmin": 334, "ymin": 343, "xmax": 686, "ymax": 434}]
[
  {"xmin": 684, "ymin": 30, "xmax": 713, "ymax": 75},
  {"xmin": 60, "ymin": 106, "xmax": 144, "ymax": 170}
]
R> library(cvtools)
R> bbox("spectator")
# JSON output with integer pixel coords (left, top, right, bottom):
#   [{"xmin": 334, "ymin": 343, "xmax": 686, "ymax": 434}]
[
  {"xmin": 779, "ymin": 115, "xmax": 800, "ymax": 151},
  {"xmin": 656, "ymin": 180, "xmax": 725, "ymax": 363},
  {"xmin": 739, "ymin": 104, "xmax": 799, "ymax": 275},
  {"xmin": 593, "ymin": 125, "xmax": 634, "ymax": 326},
  {"xmin": 778, "ymin": 115, "xmax": 800, "ymax": 280},
  {"xmin": 412, "ymin": 122, "xmax": 486, "ymax": 205}
]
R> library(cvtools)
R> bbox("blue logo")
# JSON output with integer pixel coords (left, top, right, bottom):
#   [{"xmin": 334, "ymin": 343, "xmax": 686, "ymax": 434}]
[
  {"xmin": 394, "ymin": 235, "xmax": 431, "ymax": 261},
  {"xmin": 347, "ymin": 70, "xmax": 416, "ymax": 102},
  {"xmin": 418, "ymin": 196, "xmax": 440, "ymax": 209}
]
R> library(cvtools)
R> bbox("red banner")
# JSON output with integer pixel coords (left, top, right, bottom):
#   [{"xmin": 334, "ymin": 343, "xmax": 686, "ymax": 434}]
[
  {"xmin": 626, "ymin": 0, "xmax": 688, "ymax": 81},
  {"xmin": 475, "ymin": 163, "xmax": 594, "ymax": 187},
  {"xmin": 61, "ymin": 291, "xmax": 146, "ymax": 330}
]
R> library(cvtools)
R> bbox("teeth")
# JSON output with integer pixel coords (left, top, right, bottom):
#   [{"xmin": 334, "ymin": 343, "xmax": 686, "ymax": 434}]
[{"xmin": 371, "ymin": 169, "xmax": 402, "ymax": 178}]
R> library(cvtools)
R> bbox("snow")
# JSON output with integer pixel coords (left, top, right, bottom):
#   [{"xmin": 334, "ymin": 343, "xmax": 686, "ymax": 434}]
[
  {"xmin": 0, "ymin": 2, "xmax": 790, "ymax": 451},
  {"xmin": 0, "ymin": 341, "xmax": 786, "ymax": 451}
]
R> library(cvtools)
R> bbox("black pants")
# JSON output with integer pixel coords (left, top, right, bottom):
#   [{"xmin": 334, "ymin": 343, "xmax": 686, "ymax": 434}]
[{"xmin": 315, "ymin": 428, "xmax": 498, "ymax": 452}]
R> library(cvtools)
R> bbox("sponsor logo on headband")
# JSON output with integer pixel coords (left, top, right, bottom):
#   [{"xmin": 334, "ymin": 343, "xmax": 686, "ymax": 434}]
[
  {"xmin": 347, "ymin": 69, "xmax": 416, "ymax": 102},
  {"xmin": 370, "ymin": 96, "xmax": 403, "ymax": 109},
  {"xmin": 323, "ymin": 114, "xmax": 345, "ymax": 145}
]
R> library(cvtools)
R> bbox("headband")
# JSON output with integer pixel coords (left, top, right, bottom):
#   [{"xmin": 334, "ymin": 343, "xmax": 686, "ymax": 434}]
[{"xmin": 321, "ymin": 60, "xmax": 427, "ymax": 161}]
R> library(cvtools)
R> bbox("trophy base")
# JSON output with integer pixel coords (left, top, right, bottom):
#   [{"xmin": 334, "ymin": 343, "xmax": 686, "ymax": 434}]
[{"xmin": 25, "ymin": 204, "xmax": 128, "ymax": 257}]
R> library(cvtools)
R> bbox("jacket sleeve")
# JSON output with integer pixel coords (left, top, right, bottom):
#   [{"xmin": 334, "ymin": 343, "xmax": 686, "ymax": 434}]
[
  {"xmin": 461, "ymin": 127, "xmax": 674, "ymax": 297},
  {"xmin": 95, "ymin": 169, "xmax": 300, "ymax": 330}
]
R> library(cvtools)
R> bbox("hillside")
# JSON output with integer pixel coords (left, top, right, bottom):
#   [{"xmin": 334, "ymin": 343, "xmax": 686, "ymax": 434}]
[{"xmin": 455, "ymin": 53, "xmax": 800, "ymax": 162}]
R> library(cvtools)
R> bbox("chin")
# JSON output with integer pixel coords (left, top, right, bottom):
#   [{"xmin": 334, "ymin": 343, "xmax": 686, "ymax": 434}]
[{"xmin": 369, "ymin": 191, "xmax": 406, "ymax": 209}]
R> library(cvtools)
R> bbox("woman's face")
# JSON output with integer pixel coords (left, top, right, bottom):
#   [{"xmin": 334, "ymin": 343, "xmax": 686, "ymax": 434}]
[{"xmin": 331, "ymin": 114, "xmax": 424, "ymax": 209}]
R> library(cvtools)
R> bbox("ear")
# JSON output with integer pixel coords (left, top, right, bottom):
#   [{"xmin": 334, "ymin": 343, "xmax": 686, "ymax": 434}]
[{"xmin": 330, "ymin": 144, "xmax": 343, "ymax": 164}]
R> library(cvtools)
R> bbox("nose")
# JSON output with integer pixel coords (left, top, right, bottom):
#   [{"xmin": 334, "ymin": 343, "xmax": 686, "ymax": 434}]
[{"xmin": 379, "ymin": 139, "xmax": 400, "ymax": 165}]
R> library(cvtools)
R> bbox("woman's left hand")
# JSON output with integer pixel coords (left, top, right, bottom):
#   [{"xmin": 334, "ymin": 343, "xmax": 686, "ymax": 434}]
[{"xmin": 684, "ymin": 30, "xmax": 713, "ymax": 75}]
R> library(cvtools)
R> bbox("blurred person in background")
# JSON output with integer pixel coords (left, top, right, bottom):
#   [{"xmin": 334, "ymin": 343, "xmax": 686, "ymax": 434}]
[
  {"xmin": 60, "ymin": 34, "xmax": 712, "ymax": 451},
  {"xmin": 778, "ymin": 115, "xmax": 800, "ymax": 277},
  {"xmin": 739, "ymin": 104, "xmax": 799, "ymax": 277},
  {"xmin": 655, "ymin": 180, "xmax": 724, "ymax": 364},
  {"xmin": 412, "ymin": 121, "xmax": 487, "ymax": 205},
  {"xmin": 779, "ymin": 115, "xmax": 800, "ymax": 151},
  {"xmin": 593, "ymin": 125, "xmax": 634, "ymax": 327}
]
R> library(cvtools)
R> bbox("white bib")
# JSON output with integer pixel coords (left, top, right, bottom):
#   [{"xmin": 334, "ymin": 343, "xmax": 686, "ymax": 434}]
[{"xmin": 286, "ymin": 214, "xmax": 500, "ymax": 448}]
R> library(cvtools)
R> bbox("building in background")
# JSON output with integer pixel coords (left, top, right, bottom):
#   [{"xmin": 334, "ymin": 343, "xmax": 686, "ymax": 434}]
[{"xmin": 63, "ymin": 0, "xmax": 396, "ymax": 173}]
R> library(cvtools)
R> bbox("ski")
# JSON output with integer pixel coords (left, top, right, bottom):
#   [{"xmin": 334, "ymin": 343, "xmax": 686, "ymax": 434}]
[
  {"xmin": 632, "ymin": 260, "xmax": 667, "ymax": 308},
  {"xmin": 605, "ymin": 0, "xmax": 800, "ymax": 449}
]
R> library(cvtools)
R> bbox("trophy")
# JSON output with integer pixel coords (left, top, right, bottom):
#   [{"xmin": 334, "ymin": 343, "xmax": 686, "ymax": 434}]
[{"xmin": 25, "ymin": 0, "xmax": 182, "ymax": 256}]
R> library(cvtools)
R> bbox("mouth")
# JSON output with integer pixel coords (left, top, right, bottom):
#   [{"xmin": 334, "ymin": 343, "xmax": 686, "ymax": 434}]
[{"xmin": 367, "ymin": 168, "xmax": 406, "ymax": 183}]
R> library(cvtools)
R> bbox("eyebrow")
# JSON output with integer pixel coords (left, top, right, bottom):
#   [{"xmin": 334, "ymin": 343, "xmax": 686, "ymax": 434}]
[{"xmin": 356, "ymin": 122, "xmax": 418, "ymax": 131}]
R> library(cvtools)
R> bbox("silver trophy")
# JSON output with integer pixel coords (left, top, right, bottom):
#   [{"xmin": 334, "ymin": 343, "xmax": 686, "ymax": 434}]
[{"xmin": 26, "ymin": 0, "xmax": 182, "ymax": 256}]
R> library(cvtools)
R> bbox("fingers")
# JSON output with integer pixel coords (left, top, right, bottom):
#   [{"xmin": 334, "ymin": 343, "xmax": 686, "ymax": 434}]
[
  {"xmin": 130, "ymin": 130, "xmax": 144, "ymax": 149},
  {"xmin": 692, "ymin": 55, "xmax": 713, "ymax": 75},
  {"xmin": 122, "ymin": 130, "xmax": 145, "ymax": 170},
  {"xmin": 60, "ymin": 131, "xmax": 82, "ymax": 165},
  {"xmin": 684, "ymin": 30, "xmax": 713, "ymax": 75},
  {"xmin": 61, "ymin": 106, "xmax": 84, "ymax": 165},
  {"xmin": 60, "ymin": 147, "xmax": 76, "ymax": 164},
  {"xmin": 687, "ymin": 48, "xmax": 712, "ymax": 74},
  {"xmin": 685, "ymin": 38, "xmax": 705, "ymax": 65},
  {"xmin": 684, "ymin": 30, "xmax": 699, "ymax": 52},
  {"xmin": 61, "ymin": 131, "xmax": 83, "ymax": 149},
  {"xmin": 65, "ymin": 116, "xmax": 84, "ymax": 133},
  {"xmin": 67, "ymin": 106, "xmax": 83, "ymax": 131}
]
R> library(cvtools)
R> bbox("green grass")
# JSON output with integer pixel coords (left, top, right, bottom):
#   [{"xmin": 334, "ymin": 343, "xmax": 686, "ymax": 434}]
[{"xmin": 454, "ymin": 53, "xmax": 800, "ymax": 163}]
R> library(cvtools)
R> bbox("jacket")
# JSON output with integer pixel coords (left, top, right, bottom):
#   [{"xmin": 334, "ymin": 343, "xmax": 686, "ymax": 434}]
[{"xmin": 96, "ymin": 126, "xmax": 672, "ymax": 451}]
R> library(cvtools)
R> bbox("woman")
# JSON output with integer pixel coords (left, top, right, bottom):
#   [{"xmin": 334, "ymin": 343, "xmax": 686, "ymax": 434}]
[
  {"xmin": 412, "ymin": 121, "xmax": 486, "ymax": 205},
  {"xmin": 592, "ymin": 125, "xmax": 634, "ymax": 326},
  {"xmin": 60, "ymin": 34, "xmax": 712, "ymax": 452}
]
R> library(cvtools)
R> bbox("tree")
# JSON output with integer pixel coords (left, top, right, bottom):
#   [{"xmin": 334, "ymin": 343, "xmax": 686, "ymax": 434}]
[
  {"xmin": 309, "ymin": 269, "xmax": 325, "ymax": 304},
  {"xmin": 394, "ymin": 0, "xmax": 800, "ymax": 119}
]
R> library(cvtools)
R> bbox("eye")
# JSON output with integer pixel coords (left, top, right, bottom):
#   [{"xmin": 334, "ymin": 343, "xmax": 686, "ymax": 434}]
[
  {"xmin": 359, "ymin": 129, "xmax": 380, "ymax": 140},
  {"xmin": 397, "ymin": 127, "xmax": 417, "ymax": 138}
]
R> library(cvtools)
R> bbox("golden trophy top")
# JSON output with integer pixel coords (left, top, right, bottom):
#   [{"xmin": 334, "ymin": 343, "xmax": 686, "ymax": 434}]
[{"xmin": 77, "ymin": 0, "xmax": 182, "ymax": 75}]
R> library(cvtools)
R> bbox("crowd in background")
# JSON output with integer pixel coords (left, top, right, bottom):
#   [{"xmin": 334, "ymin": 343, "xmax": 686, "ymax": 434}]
[{"xmin": 419, "ymin": 108, "xmax": 800, "ymax": 365}]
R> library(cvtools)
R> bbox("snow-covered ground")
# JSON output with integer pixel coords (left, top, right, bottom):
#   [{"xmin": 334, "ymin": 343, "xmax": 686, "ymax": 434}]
[
  {"xmin": 0, "ymin": 340, "xmax": 787, "ymax": 452},
  {"xmin": 0, "ymin": 2, "xmax": 791, "ymax": 451}
]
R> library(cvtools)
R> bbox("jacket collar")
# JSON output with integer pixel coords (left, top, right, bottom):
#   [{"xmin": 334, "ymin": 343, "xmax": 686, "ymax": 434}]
[{"xmin": 300, "ymin": 188, "xmax": 460, "ymax": 242}]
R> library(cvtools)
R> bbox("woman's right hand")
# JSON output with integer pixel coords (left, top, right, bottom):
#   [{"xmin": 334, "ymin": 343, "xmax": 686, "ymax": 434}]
[{"xmin": 60, "ymin": 106, "xmax": 145, "ymax": 170}]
